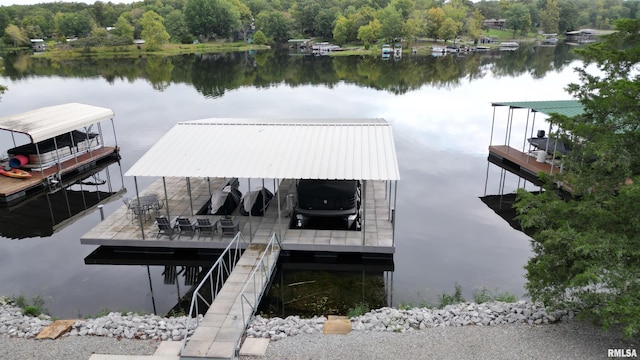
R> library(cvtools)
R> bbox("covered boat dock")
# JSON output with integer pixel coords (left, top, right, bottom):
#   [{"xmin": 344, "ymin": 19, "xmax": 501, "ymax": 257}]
[
  {"xmin": 81, "ymin": 118, "xmax": 400, "ymax": 255},
  {"xmin": 0, "ymin": 103, "xmax": 120, "ymax": 206}
]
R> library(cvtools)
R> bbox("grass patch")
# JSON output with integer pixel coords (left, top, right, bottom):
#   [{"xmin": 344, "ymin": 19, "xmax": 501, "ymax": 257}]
[
  {"xmin": 12, "ymin": 294, "xmax": 48, "ymax": 317},
  {"xmin": 439, "ymin": 283, "xmax": 465, "ymax": 308},
  {"xmin": 40, "ymin": 41, "xmax": 270, "ymax": 60},
  {"xmin": 346, "ymin": 302, "xmax": 370, "ymax": 318},
  {"xmin": 473, "ymin": 287, "xmax": 518, "ymax": 304}
]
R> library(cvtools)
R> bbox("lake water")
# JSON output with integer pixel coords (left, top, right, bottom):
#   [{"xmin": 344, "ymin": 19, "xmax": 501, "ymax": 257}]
[{"xmin": 0, "ymin": 45, "xmax": 584, "ymax": 318}]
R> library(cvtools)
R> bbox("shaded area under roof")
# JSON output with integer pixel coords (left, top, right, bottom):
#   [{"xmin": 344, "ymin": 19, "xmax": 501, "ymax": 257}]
[
  {"xmin": 491, "ymin": 100, "xmax": 584, "ymax": 118},
  {"xmin": 0, "ymin": 103, "xmax": 115, "ymax": 144},
  {"xmin": 125, "ymin": 118, "xmax": 400, "ymax": 181}
]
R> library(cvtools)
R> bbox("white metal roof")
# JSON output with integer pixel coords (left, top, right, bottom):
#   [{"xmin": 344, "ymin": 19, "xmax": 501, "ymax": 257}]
[
  {"xmin": 0, "ymin": 103, "xmax": 115, "ymax": 143},
  {"xmin": 125, "ymin": 118, "xmax": 400, "ymax": 181}
]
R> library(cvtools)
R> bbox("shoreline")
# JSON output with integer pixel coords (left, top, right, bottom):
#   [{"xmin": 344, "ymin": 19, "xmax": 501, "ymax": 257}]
[{"xmin": 1, "ymin": 296, "xmax": 637, "ymax": 359}]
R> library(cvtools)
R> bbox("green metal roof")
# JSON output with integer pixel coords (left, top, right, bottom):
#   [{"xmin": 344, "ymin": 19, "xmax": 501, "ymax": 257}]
[{"xmin": 491, "ymin": 100, "xmax": 584, "ymax": 118}]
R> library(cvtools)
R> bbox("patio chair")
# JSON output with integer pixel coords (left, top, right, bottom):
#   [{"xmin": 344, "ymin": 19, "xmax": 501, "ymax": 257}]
[
  {"xmin": 124, "ymin": 198, "xmax": 145, "ymax": 220},
  {"xmin": 219, "ymin": 216, "xmax": 240, "ymax": 236},
  {"xmin": 155, "ymin": 216, "xmax": 175, "ymax": 239},
  {"xmin": 195, "ymin": 218, "xmax": 218, "ymax": 239},
  {"xmin": 176, "ymin": 217, "xmax": 198, "ymax": 238}
]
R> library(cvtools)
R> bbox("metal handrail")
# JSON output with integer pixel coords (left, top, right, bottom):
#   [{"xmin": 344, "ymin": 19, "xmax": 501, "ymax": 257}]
[
  {"xmin": 235, "ymin": 233, "xmax": 281, "ymax": 352},
  {"xmin": 181, "ymin": 232, "xmax": 247, "ymax": 351}
]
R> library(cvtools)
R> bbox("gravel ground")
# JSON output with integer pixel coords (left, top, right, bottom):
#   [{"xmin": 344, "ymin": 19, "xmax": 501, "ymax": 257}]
[
  {"xmin": 241, "ymin": 320, "xmax": 638, "ymax": 360},
  {"xmin": 1, "ymin": 320, "xmax": 637, "ymax": 360},
  {"xmin": 0, "ymin": 335, "xmax": 160, "ymax": 360}
]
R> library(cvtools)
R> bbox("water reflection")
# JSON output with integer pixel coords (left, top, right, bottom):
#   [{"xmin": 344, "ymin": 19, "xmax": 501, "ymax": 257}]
[
  {"xmin": 0, "ymin": 159, "xmax": 124, "ymax": 239},
  {"xmin": 0, "ymin": 44, "xmax": 585, "ymax": 317},
  {"xmin": 1, "ymin": 43, "xmax": 579, "ymax": 96}
]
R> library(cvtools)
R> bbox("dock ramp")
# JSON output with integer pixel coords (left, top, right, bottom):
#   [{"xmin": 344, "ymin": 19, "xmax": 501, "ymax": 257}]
[{"xmin": 181, "ymin": 233, "xmax": 280, "ymax": 359}]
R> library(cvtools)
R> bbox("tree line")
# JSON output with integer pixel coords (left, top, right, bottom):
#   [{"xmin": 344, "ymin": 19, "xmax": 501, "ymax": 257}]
[{"xmin": 1, "ymin": 0, "xmax": 639, "ymax": 50}]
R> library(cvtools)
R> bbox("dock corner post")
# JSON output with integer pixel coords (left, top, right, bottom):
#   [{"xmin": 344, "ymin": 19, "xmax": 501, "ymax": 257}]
[
  {"xmin": 134, "ymin": 176, "xmax": 145, "ymax": 240},
  {"xmin": 276, "ymin": 178, "xmax": 283, "ymax": 242},
  {"xmin": 248, "ymin": 178, "xmax": 252, "ymax": 243},
  {"xmin": 162, "ymin": 177, "xmax": 171, "ymax": 219},
  {"xmin": 186, "ymin": 177, "xmax": 194, "ymax": 216},
  {"xmin": 392, "ymin": 180, "xmax": 398, "ymax": 247},
  {"xmin": 361, "ymin": 180, "xmax": 366, "ymax": 247}
]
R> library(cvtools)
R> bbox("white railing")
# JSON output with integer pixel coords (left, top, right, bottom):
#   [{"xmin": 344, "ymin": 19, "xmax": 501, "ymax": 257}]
[
  {"xmin": 234, "ymin": 233, "xmax": 281, "ymax": 352},
  {"xmin": 181, "ymin": 232, "xmax": 247, "ymax": 350}
]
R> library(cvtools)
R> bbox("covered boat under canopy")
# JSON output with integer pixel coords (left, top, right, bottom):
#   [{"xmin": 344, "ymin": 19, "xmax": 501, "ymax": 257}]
[{"xmin": 240, "ymin": 187, "xmax": 274, "ymax": 216}]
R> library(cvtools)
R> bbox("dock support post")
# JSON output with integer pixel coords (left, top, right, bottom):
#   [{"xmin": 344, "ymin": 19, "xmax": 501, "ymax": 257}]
[
  {"xmin": 362, "ymin": 181, "xmax": 366, "ymax": 246},
  {"xmin": 392, "ymin": 181, "xmax": 397, "ymax": 247},
  {"xmin": 134, "ymin": 176, "xmax": 145, "ymax": 240},
  {"xmin": 248, "ymin": 178, "xmax": 253, "ymax": 242},
  {"xmin": 186, "ymin": 177, "xmax": 194, "ymax": 216},
  {"xmin": 162, "ymin": 177, "xmax": 171, "ymax": 220}
]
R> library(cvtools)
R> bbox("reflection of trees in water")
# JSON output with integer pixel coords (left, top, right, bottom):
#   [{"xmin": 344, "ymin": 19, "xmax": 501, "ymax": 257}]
[{"xmin": 1, "ymin": 43, "xmax": 580, "ymax": 96}]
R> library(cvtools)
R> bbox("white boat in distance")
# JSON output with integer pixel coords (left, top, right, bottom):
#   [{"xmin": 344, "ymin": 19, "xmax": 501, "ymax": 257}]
[{"xmin": 499, "ymin": 41, "xmax": 519, "ymax": 48}]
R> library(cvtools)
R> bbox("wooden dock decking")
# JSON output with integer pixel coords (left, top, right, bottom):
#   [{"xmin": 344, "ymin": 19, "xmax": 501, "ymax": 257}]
[
  {"xmin": 488, "ymin": 145, "xmax": 561, "ymax": 185},
  {"xmin": 0, "ymin": 146, "xmax": 118, "ymax": 205},
  {"xmin": 81, "ymin": 178, "xmax": 394, "ymax": 254}
]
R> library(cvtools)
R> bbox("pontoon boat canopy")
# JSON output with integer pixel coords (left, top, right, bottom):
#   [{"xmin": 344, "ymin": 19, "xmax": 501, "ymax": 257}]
[
  {"xmin": 125, "ymin": 118, "xmax": 400, "ymax": 181},
  {"xmin": 491, "ymin": 100, "xmax": 584, "ymax": 118},
  {"xmin": 0, "ymin": 103, "xmax": 115, "ymax": 143}
]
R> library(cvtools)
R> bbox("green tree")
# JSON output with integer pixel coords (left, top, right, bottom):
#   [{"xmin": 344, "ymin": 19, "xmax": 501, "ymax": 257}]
[
  {"xmin": 164, "ymin": 10, "xmax": 191, "ymax": 43},
  {"xmin": 558, "ymin": 0, "xmax": 579, "ymax": 33},
  {"xmin": 402, "ymin": 17, "xmax": 419, "ymax": 45},
  {"xmin": 253, "ymin": 29, "xmax": 268, "ymax": 44},
  {"xmin": 540, "ymin": 0, "xmax": 560, "ymax": 34},
  {"xmin": 112, "ymin": 14, "xmax": 134, "ymax": 40},
  {"xmin": 440, "ymin": 17, "xmax": 461, "ymax": 43},
  {"xmin": 314, "ymin": 8, "xmax": 337, "ymax": 39},
  {"xmin": 426, "ymin": 7, "xmax": 445, "ymax": 41},
  {"xmin": 379, "ymin": 4, "xmax": 403, "ymax": 41},
  {"xmin": 231, "ymin": 0, "xmax": 254, "ymax": 41},
  {"xmin": 333, "ymin": 15, "xmax": 351, "ymax": 45},
  {"xmin": 515, "ymin": 19, "xmax": 640, "ymax": 338},
  {"xmin": 506, "ymin": 3, "xmax": 531, "ymax": 38},
  {"xmin": 255, "ymin": 10, "xmax": 291, "ymax": 43},
  {"xmin": 467, "ymin": 8, "xmax": 485, "ymax": 41},
  {"xmin": 141, "ymin": 11, "xmax": 170, "ymax": 51},
  {"xmin": 185, "ymin": 0, "xmax": 241, "ymax": 40},
  {"xmin": 55, "ymin": 10, "xmax": 94, "ymax": 38},
  {"xmin": 5, "ymin": 24, "xmax": 29, "ymax": 47}
]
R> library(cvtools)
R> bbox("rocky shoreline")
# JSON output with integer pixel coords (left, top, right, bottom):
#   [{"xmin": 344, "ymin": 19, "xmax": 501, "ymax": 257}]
[{"xmin": 1, "ymin": 295, "xmax": 575, "ymax": 342}]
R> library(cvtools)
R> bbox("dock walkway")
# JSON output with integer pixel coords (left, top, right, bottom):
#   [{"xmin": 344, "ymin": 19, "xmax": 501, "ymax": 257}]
[{"xmin": 181, "ymin": 238, "xmax": 279, "ymax": 359}]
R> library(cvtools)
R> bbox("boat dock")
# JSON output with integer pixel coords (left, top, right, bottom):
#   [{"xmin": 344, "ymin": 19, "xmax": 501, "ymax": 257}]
[
  {"xmin": 488, "ymin": 144, "xmax": 560, "ymax": 185},
  {"xmin": 487, "ymin": 100, "xmax": 583, "ymax": 185},
  {"xmin": 0, "ymin": 147, "xmax": 119, "ymax": 205},
  {"xmin": 0, "ymin": 103, "xmax": 121, "ymax": 206},
  {"xmin": 83, "ymin": 118, "xmax": 400, "ymax": 360},
  {"xmin": 81, "ymin": 177, "xmax": 394, "ymax": 254}
]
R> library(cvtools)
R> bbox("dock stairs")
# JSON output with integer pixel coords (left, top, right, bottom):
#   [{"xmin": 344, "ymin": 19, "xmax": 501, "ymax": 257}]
[{"xmin": 90, "ymin": 232, "xmax": 280, "ymax": 360}]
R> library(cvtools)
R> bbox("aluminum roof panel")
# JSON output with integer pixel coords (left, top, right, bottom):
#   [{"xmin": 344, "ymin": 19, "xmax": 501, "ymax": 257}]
[{"xmin": 125, "ymin": 118, "xmax": 400, "ymax": 180}]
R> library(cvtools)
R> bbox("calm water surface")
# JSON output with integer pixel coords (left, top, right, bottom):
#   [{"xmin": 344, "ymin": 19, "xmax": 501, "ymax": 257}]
[{"xmin": 0, "ymin": 47, "xmax": 583, "ymax": 317}]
